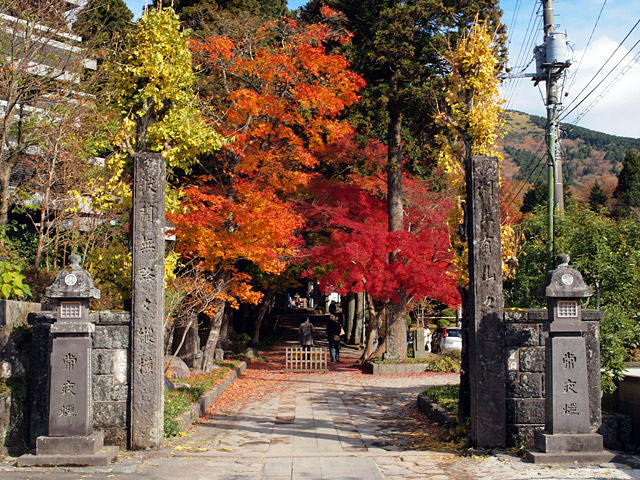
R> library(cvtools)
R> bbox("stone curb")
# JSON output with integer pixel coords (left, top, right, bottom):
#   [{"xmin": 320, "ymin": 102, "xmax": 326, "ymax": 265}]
[
  {"xmin": 365, "ymin": 362, "xmax": 431, "ymax": 374},
  {"xmin": 172, "ymin": 359, "xmax": 251, "ymax": 432},
  {"xmin": 416, "ymin": 392, "xmax": 457, "ymax": 426}
]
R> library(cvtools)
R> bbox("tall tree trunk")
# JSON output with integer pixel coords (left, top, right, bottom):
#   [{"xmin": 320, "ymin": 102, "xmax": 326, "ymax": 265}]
[
  {"xmin": 345, "ymin": 292, "xmax": 356, "ymax": 344},
  {"xmin": 201, "ymin": 300, "xmax": 227, "ymax": 372},
  {"xmin": 34, "ymin": 183, "xmax": 52, "ymax": 268},
  {"xmin": 387, "ymin": 101, "xmax": 404, "ymax": 234},
  {"xmin": 0, "ymin": 157, "xmax": 15, "ymax": 228},
  {"xmin": 385, "ymin": 292, "xmax": 407, "ymax": 361},
  {"xmin": 359, "ymin": 294, "xmax": 386, "ymax": 363},
  {"xmin": 349, "ymin": 292, "xmax": 364, "ymax": 345},
  {"xmin": 385, "ymin": 99, "xmax": 408, "ymax": 360},
  {"xmin": 219, "ymin": 307, "xmax": 231, "ymax": 350},
  {"xmin": 251, "ymin": 291, "xmax": 274, "ymax": 344}
]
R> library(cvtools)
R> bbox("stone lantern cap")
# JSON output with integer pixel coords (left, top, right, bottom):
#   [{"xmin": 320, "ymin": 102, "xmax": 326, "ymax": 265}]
[
  {"xmin": 542, "ymin": 253, "xmax": 592, "ymax": 298},
  {"xmin": 45, "ymin": 254, "xmax": 101, "ymax": 300}
]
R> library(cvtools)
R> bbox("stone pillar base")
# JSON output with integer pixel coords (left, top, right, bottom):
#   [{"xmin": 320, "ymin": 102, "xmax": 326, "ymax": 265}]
[
  {"xmin": 414, "ymin": 348, "xmax": 429, "ymax": 359},
  {"xmin": 525, "ymin": 431, "xmax": 614, "ymax": 465},
  {"xmin": 535, "ymin": 431, "xmax": 603, "ymax": 452},
  {"xmin": 17, "ymin": 432, "xmax": 118, "ymax": 467},
  {"xmin": 525, "ymin": 449, "xmax": 617, "ymax": 465}
]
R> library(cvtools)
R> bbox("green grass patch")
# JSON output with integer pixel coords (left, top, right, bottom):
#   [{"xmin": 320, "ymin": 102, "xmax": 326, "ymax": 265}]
[
  {"xmin": 423, "ymin": 384, "xmax": 459, "ymax": 417},
  {"xmin": 164, "ymin": 361, "xmax": 239, "ymax": 437}
]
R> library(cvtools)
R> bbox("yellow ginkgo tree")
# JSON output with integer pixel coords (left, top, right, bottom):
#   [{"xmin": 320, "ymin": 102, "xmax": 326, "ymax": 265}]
[
  {"xmin": 92, "ymin": 6, "xmax": 225, "ymax": 213},
  {"xmin": 86, "ymin": 7, "xmax": 225, "ymax": 305},
  {"xmin": 436, "ymin": 19, "xmax": 517, "ymax": 285}
]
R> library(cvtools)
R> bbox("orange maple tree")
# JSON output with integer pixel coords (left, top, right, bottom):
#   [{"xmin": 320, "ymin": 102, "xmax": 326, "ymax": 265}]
[{"xmin": 169, "ymin": 8, "xmax": 365, "ymax": 306}]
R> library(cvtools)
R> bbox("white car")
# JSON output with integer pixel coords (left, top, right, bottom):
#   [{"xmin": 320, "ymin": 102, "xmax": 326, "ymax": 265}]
[{"xmin": 431, "ymin": 327, "xmax": 462, "ymax": 353}]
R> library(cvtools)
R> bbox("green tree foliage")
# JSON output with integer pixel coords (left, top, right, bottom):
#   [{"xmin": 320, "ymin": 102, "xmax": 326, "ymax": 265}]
[
  {"xmin": 505, "ymin": 204, "xmax": 640, "ymax": 393},
  {"xmin": 520, "ymin": 180, "xmax": 547, "ymax": 214},
  {"xmin": 155, "ymin": 0, "xmax": 287, "ymax": 33},
  {"xmin": 302, "ymin": 0, "xmax": 503, "ymax": 173},
  {"xmin": 613, "ymin": 150, "xmax": 640, "ymax": 217},
  {"xmin": 72, "ymin": 0, "xmax": 134, "ymax": 50},
  {"xmin": 588, "ymin": 181, "xmax": 608, "ymax": 212}
]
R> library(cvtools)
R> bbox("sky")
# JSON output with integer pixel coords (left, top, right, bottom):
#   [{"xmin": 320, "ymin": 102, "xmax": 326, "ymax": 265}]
[
  {"xmin": 123, "ymin": 0, "xmax": 639, "ymax": 138},
  {"xmin": 499, "ymin": 0, "xmax": 640, "ymax": 138}
]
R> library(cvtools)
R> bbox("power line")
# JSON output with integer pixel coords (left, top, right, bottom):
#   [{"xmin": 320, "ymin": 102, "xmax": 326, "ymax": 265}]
[
  {"xmin": 561, "ymin": 17, "xmax": 640, "ymax": 115},
  {"xmin": 560, "ymin": 35, "xmax": 640, "ymax": 122},
  {"xmin": 564, "ymin": 46, "xmax": 640, "ymax": 126},
  {"xmin": 566, "ymin": 0, "xmax": 607, "ymax": 93},
  {"xmin": 513, "ymin": 1, "xmax": 542, "ymax": 71},
  {"xmin": 499, "ymin": 3, "xmax": 542, "ymax": 126}
]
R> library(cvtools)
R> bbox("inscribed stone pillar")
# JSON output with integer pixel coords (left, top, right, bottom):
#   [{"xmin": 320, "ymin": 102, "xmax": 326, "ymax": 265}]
[
  {"xmin": 49, "ymin": 335, "xmax": 92, "ymax": 436},
  {"xmin": 526, "ymin": 255, "xmax": 612, "ymax": 464},
  {"xmin": 130, "ymin": 152, "xmax": 166, "ymax": 449},
  {"xmin": 465, "ymin": 155, "xmax": 506, "ymax": 448},
  {"xmin": 18, "ymin": 256, "xmax": 118, "ymax": 467}
]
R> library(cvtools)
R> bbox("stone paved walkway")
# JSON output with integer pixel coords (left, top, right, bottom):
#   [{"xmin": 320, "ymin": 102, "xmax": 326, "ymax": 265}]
[{"xmin": 2, "ymin": 314, "xmax": 640, "ymax": 479}]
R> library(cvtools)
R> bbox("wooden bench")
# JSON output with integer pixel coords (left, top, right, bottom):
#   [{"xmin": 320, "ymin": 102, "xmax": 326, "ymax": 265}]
[{"xmin": 285, "ymin": 347, "xmax": 328, "ymax": 372}]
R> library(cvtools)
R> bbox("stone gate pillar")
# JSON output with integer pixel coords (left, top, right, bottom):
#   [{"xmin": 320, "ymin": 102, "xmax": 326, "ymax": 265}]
[
  {"xmin": 130, "ymin": 152, "xmax": 166, "ymax": 449},
  {"xmin": 465, "ymin": 155, "xmax": 506, "ymax": 448}
]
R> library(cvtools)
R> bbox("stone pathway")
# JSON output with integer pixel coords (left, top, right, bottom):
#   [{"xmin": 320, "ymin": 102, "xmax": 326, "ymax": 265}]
[{"xmin": 2, "ymin": 314, "xmax": 640, "ymax": 479}]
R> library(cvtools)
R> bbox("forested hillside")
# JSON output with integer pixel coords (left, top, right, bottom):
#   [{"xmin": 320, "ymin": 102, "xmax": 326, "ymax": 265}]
[{"xmin": 501, "ymin": 111, "xmax": 640, "ymax": 188}]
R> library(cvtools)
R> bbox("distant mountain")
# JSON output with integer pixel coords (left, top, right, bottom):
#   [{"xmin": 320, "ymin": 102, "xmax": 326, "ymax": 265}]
[{"xmin": 500, "ymin": 111, "xmax": 640, "ymax": 189}]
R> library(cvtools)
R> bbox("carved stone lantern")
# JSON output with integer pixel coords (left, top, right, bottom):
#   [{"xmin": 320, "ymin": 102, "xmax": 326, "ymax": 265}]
[
  {"xmin": 543, "ymin": 253, "xmax": 592, "ymax": 335},
  {"xmin": 46, "ymin": 253, "xmax": 101, "ymax": 328},
  {"xmin": 18, "ymin": 254, "xmax": 118, "ymax": 466}
]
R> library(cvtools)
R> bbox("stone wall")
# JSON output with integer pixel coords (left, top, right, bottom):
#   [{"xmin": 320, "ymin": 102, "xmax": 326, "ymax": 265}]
[
  {"xmin": 602, "ymin": 365, "xmax": 640, "ymax": 446},
  {"xmin": 0, "ymin": 300, "xmax": 41, "ymax": 329},
  {"xmin": 0, "ymin": 302, "xmax": 36, "ymax": 455},
  {"xmin": 28, "ymin": 310, "xmax": 131, "ymax": 450},
  {"xmin": 504, "ymin": 309, "xmax": 602, "ymax": 447},
  {"xmin": 92, "ymin": 312, "xmax": 130, "ymax": 448}
]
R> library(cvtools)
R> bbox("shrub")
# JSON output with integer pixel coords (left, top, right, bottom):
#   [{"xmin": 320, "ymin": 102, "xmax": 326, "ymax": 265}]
[
  {"xmin": 163, "ymin": 361, "xmax": 238, "ymax": 437},
  {"xmin": 0, "ymin": 261, "xmax": 32, "ymax": 300},
  {"xmin": 423, "ymin": 384, "xmax": 459, "ymax": 416},
  {"xmin": 429, "ymin": 350, "xmax": 461, "ymax": 373},
  {"xmin": 227, "ymin": 329, "xmax": 251, "ymax": 355},
  {"xmin": 436, "ymin": 318, "xmax": 450, "ymax": 328}
]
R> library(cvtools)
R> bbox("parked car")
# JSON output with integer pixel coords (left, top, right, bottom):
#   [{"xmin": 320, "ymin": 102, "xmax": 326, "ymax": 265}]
[{"xmin": 431, "ymin": 326, "xmax": 462, "ymax": 353}]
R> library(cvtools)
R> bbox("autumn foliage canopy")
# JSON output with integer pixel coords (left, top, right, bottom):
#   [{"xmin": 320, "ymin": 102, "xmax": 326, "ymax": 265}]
[
  {"xmin": 169, "ymin": 8, "xmax": 365, "ymax": 305},
  {"xmin": 304, "ymin": 170, "xmax": 460, "ymax": 307}
]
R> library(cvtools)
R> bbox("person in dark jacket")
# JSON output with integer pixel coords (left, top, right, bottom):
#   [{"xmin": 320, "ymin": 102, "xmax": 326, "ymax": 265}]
[
  {"xmin": 326, "ymin": 313, "xmax": 342, "ymax": 362},
  {"xmin": 299, "ymin": 317, "xmax": 314, "ymax": 351}
]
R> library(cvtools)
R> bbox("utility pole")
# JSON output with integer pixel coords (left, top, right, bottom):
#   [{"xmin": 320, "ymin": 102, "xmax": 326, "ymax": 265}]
[
  {"xmin": 534, "ymin": 0, "xmax": 571, "ymax": 268},
  {"xmin": 544, "ymin": 0, "xmax": 558, "ymax": 269}
]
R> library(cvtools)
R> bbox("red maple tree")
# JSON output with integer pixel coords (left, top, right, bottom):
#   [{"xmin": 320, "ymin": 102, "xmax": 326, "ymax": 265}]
[{"xmin": 305, "ymin": 177, "xmax": 459, "ymax": 304}]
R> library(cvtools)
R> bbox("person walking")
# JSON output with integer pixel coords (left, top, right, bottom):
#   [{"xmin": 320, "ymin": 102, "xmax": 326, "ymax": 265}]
[
  {"xmin": 299, "ymin": 317, "xmax": 314, "ymax": 351},
  {"xmin": 326, "ymin": 313, "xmax": 343, "ymax": 362}
]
